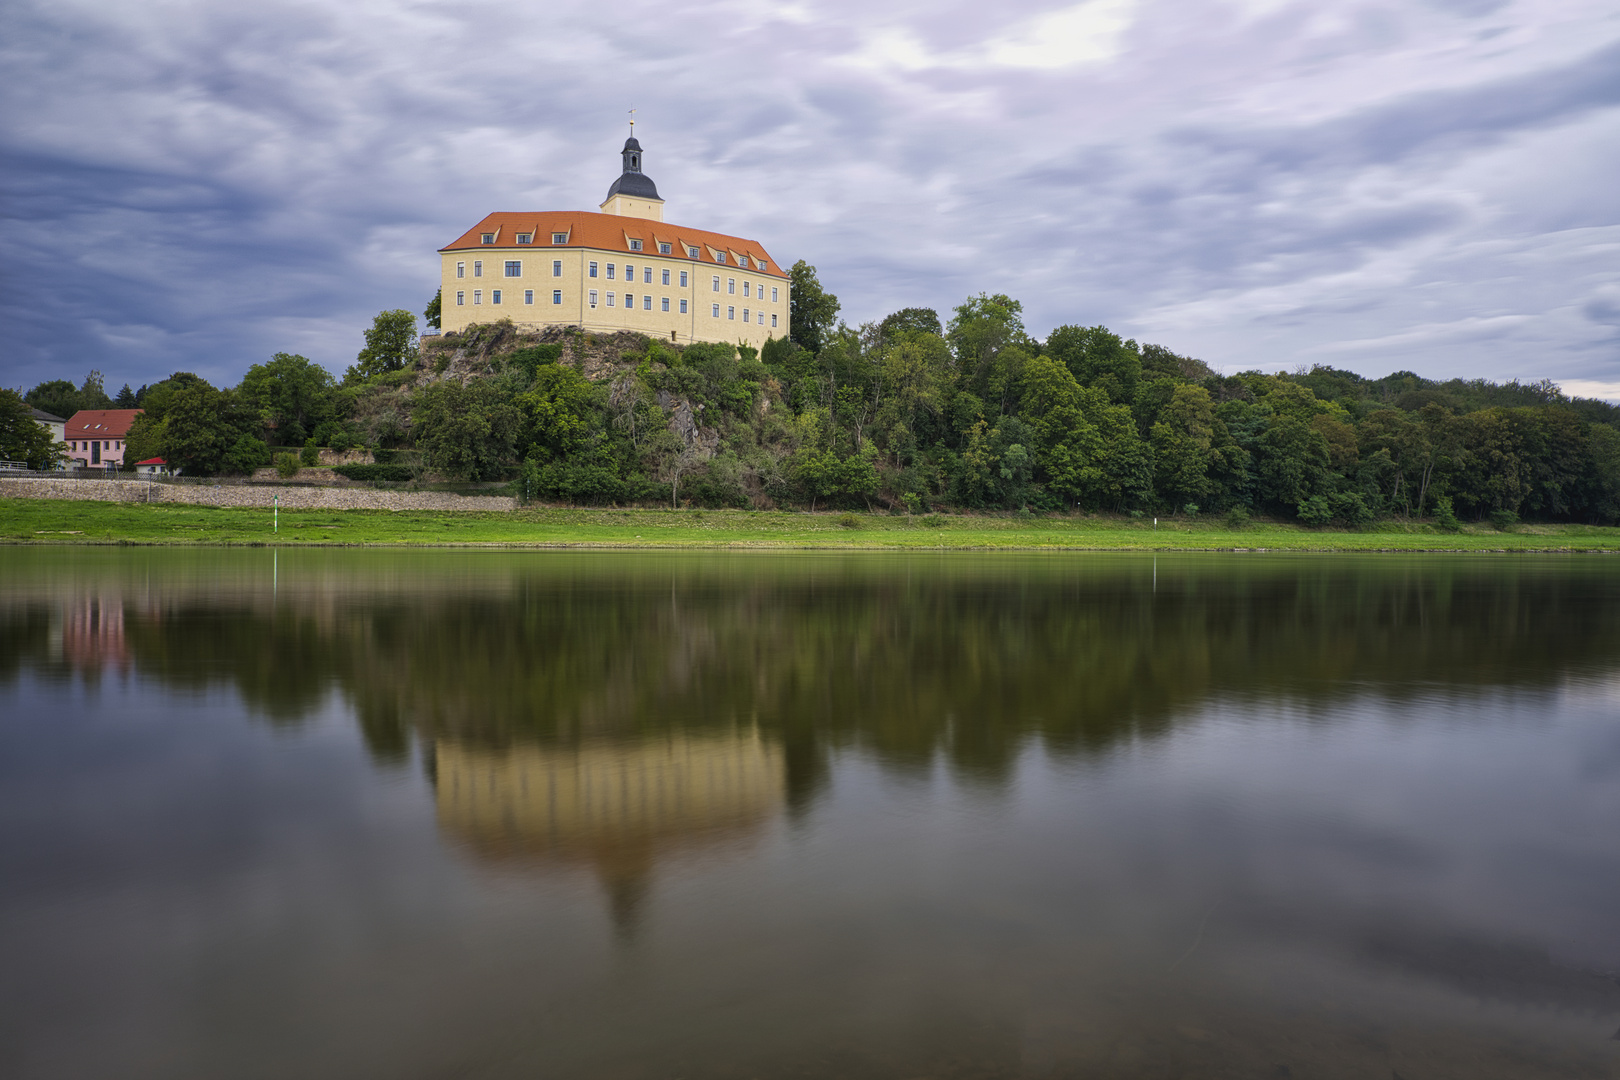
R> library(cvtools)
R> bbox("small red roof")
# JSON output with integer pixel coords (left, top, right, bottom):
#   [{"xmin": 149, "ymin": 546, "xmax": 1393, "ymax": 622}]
[
  {"xmin": 66, "ymin": 409, "xmax": 143, "ymax": 440},
  {"xmin": 136, "ymin": 457, "xmax": 166, "ymax": 465},
  {"xmin": 441, "ymin": 211, "xmax": 788, "ymax": 278}
]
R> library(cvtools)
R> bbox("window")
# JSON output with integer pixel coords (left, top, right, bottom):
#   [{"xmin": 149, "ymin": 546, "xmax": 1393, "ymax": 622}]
[
  {"xmin": 743, "ymin": 308, "xmax": 750, "ymax": 322},
  {"xmin": 728, "ymin": 278, "xmax": 736, "ymax": 294},
  {"xmin": 661, "ymin": 268, "xmax": 670, "ymax": 285},
  {"xmin": 516, "ymin": 234, "xmax": 532, "ymax": 245},
  {"xmin": 624, "ymin": 264, "xmax": 632, "ymax": 279},
  {"xmin": 643, "ymin": 267, "xmax": 652, "ymax": 283},
  {"xmin": 552, "ymin": 260, "xmax": 562, "ymax": 277},
  {"xmin": 505, "ymin": 261, "xmax": 521, "ymax": 277},
  {"xmin": 589, "ymin": 261, "xmax": 598, "ymax": 278},
  {"xmin": 712, "ymin": 303, "xmax": 720, "ymax": 317},
  {"xmin": 625, "ymin": 293, "xmax": 634, "ymax": 308},
  {"xmin": 771, "ymin": 286, "xmax": 779, "ymax": 303},
  {"xmin": 711, "ymin": 276, "xmax": 720, "ymax": 292},
  {"xmin": 473, "ymin": 290, "xmax": 482, "ymax": 304},
  {"xmin": 687, "ymin": 245, "xmax": 700, "ymax": 258},
  {"xmin": 481, "ymin": 233, "xmax": 494, "ymax": 244},
  {"xmin": 492, "ymin": 289, "xmax": 502, "ymax": 304},
  {"xmin": 553, "ymin": 290, "xmax": 562, "ymax": 305},
  {"xmin": 715, "ymin": 251, "xmax": 727, "ymax": 264},
  {"xmin": 456, "ymin": 261, "xmax": 465, "ymax": 278},
  {"xmin": 771, "ymin": 313, "xmax": 778, "ymax": 327},
  {"xmin": 738, "ymin": 255, "xmax": 749, "ymax": 269},
  {"xmin": 758, "ymin": 311, "xmax": 765, "ymax": 324},
  {"xmin": 758, "ymin": 259, "xmax": 768, "ymax": 272},
  {"xmin": 606, "ymin": 264, "xmax": 616, "ymax": 280},
  {"xmin": 525, "ymin": 290, "xmax": 534, "ymax": 304},
  {"xmin": 658, "ymin": 242, "xmax": 671, "ymax": 255},
  {"xmin": 589, "ymin": 289, "xmax": 598, "ymax": 307},
  {"xmin": 552, "ymin": 232, "xmax": 568, "ymax": 244},
  {"xmin": 473, "ymin": 261, "xmax": 483, "ymax": 277},
  {"xmin": 743, "ymin": 281, "xmax": 750, "ymax": 297},
  {"xmin": 643, "ymin": 295, "xmax": 652, "ymax": 310},
  {"xmin": 629, "ymin": 239, "xmax": 643, "ymax": 252},
  {"xmin": 456, "ymin": 291, "xmax": 465, "ymax": 305},
  {"xmin": 727, "ymin": 306, "xmax": 735, "ymax": 320},
  {"xmin": 680, "ymin": 299, "xmax": 688, "ymax": 314},
  {"xmin": 679, "ymin": 271, "xmax": 688, "ymax": 287},
  {"xmin": 661, "ymin": 297, "xmax": 669, "ymax": 311},
  {"xmin": 606, "ymin": 292, "xmax": 615, "ymax": 307}
]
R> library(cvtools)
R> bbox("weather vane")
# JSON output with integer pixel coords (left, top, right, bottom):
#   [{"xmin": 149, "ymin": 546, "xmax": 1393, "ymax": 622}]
[{"xmin": 629, "ymin": 108, "xmax": 636, "ymax": 134}]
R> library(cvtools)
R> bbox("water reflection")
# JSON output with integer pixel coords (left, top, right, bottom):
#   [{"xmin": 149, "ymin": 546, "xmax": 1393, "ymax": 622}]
[
  {"xmin": 433, "ymin": 731, "xmax": 784, "ymax": 927},
  {"xmin": 3, "ymin": 550, "xmax": 1620, "ymax": 1078}
]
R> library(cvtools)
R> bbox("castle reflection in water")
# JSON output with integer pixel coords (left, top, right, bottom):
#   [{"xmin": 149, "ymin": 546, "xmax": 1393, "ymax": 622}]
[{"xmin": 432, "ymin": 730, "xmax": 785, "ymax": 923}]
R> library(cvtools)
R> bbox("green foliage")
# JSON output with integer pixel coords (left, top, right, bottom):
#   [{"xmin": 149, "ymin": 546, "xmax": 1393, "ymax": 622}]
[
  {"xmin": 241, "ymin": 353, "xmax": 337, "ymax": 446},
  {"xmin": 1434, "ymin": 495, "xmax": 1461, "ymax": 532},
  {"xmin": 1490, "ymin": 508, "xmax": 1519, "ymax": 531},
  {"xmin": 424, "ymin": 288, "xmax": 442, "ymax": 330},
  {"xmin": 274, "ymin": 453, "xmax": 300, "ymax": 479},
  {"xmin": 413, "ymin": 378, "xmax": 520, "ymax": 481},
  {"xmin": 300, "ymin": 438, "xmax": 319, "ymax": 467},
  {"xmin": 788, "ymin": 260, "xmax": 840, "ymax": 355},
  {"xmin": 25, "ymin": 371, "xmax": 113, "ymax": 421},
  {"xmin": 224, "ymin": 436, "xmax": 271, "ymax": 475},
  {"xmin": 350, "ymin": 309, "xmax": 419, "ymax": 381},
  {"xmin": 0, "ymin": 388, "xmax": 61, "ymax": 468},
  {"xmin": 837, "ymin": 512, "xmax": 859, "ymax": 528},
  {"xmin": 1224, "ymin": 506, "xmax": 1251, "ymax": 529}
]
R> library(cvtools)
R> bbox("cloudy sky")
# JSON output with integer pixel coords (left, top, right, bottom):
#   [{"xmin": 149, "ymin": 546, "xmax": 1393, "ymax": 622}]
[{"xmin": 3, "ymin": 0, "xmax": 1618, "ymax": 396}]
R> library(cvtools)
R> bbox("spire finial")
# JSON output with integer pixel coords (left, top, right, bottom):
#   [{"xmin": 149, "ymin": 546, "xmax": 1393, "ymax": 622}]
[{"xmin": 629, "ymin": 107, "xmax": 635, "ymax": 134}]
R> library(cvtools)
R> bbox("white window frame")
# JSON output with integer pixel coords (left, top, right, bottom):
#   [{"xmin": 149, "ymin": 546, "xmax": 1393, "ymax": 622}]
[
  {"xmin": 473, "ymin": 289, "xmax": 482, "ymax": 304},
  {"xmin": 516, "ymin": 233, "xmax": 532, "ymax": 245},
  {"xmin": 728, "ymin": 278, "xmax": 736, "ymax": 294},
  {"xmin": 606, "ymin": 264, "xmax": 616, "ymax": 280},
  {"xmin": 712, "ymin": 276, "xmax": 720, "ymax": 292},
  {"xmin": 711, "ymin": 303, "xmax": 720, "ymax": 317},
  {"xmin": 553, "ymin": 290, "xmax": 563, "ymax": 305},
  {"xmin": 688, "ymin": 245, "xmax": 700, "ymax": 258},
  {"xmin": 481, "ymin": 233, "xmax": 494, "ymax": 244},
  {"xmin": 456, "ymin": 291, "xmax": 465, "ymax": 305},
  {"xmin": 739, "ymin": 255, "xmax": 749, "ymax": 269},
  {"xmin": 743, "ymin": 281, "xmax": 750, "ymax": 297},
  {"xmin": 742, "ymin": 307, "xmax": 749, "ymax": 322},
  {"xmin": 524, "ymin": 290, "xmax": 534, "ymax": 304},
  {"xmin": 589, "ymin": 261, "xmax": 598, "ymax": 278},
  {"xmin": 643, "ymin": 267, "xmax": 652, "ymax": 283},
  {"xmin": 552, "ymin": 232, "xmax": 568, "ymax": 244},
  {"xmin": 680, "ymin": 299, "xmax": 688, "ymax": 314},
  {"xmin": 629, "ymin": 239, "xmax": 643, "ymax": 252},
  {"xmin": 658, "ymin": 242, "xmax": 672, "ymax": 255},
  {"xmin": 727, "ymin": 306, "xmax": 735, "ymax": 320},
  {"xmin": 552, "ymin": 260, "xmax": 562, "ymax": 277},
  {"xmin": 504, "ymin": 261, "xmax": 522, "ymax": 277},
  {"xmin": 661, "ymin": 296, "xmax": 670, "ymax": 311},
  {"xmin": 624, "ymin": 264, "xmax": 633, "ymax": 279},
  {"xmin": 589, "ymin": 289, "xmax": 598, "ymax": 307},
  {"xmin": 492, "ymin": 289, "xmax": 502, "ymax": 305},
  {"xmin": 456, "ymin": 261, "xmax": 465, "ymax": 278},
  {"xmin": 643, "ymin": 295, "xmax": 652, "ymax": 310},
  {"xmin": 715, "ymin": 251, "xmax": 727, "ymax": 264},
  {"xmin": 771, "ymin": 313, "xmax": 777, "ymax": 327},
  {"xmin": 473, "ymin": 261, "xmax": 483, "ymax": 277},
  {"xmin": 771, "ymin": 286, "xmax": 779, "ymax": 303},
  {"xmin": 679, "ymin": 271, "xmax": 688, "ymax": 287}
]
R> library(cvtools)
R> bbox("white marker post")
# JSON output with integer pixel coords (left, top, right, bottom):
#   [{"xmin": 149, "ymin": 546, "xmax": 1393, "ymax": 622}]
[{"xmin": 274, "ymin": 494, "xmax": 278, "ymax": 534}]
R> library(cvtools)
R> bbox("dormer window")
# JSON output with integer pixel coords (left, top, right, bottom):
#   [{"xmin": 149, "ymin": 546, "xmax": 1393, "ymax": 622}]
[
  {"xmin": 516, "ymin": 233, "xmax": 532, "ymax": 244},
  {"xmin": 738, "ymin": 255, "xmax": 749, "ymax": 269},
  {"xmin": 552, "ymin": 232, "xmax": 568, "ymax": 244},
  {"xmin": 481, "ymin": 233, "xmax": 495, "ymax": 244},
  {"xmin": 687, "ymin": 246, "xmax": 700, "ymax": 258},
  {"xmin": 658, "ymin": 243, "xmax": 672, "ymax": 255},
  {"xmin": 757, "ymin": 259, "xmax": 768, "ymax": 272},
  {"xmin": 715, "ymin": 252, "xmax": 727, "ymax": 264},
  {"xmin": 629, "ymin": 239, "xmax": 643, "ymax": 252}
]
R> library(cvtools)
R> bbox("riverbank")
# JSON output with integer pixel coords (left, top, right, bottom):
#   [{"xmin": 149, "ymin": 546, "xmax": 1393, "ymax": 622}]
[{"xmin": 3, "ymin": 497, "xmax": 1618, "ymax": 550}]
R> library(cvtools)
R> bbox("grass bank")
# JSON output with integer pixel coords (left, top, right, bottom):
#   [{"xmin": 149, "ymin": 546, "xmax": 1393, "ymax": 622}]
[{"xmin": 3, "ymin": 497, "xmax": 1619, "ymax": 551}]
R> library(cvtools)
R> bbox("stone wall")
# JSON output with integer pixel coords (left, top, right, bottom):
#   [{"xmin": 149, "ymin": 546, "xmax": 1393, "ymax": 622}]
[{"xmin": 0, "ymin": 478, "xmax": 515, "ymax": 512}]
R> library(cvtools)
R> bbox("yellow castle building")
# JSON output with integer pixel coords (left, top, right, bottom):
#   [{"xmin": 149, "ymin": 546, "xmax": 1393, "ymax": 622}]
[{"xmin": 437, "ymin": 132, "xmax": 790, "ymax": 350}]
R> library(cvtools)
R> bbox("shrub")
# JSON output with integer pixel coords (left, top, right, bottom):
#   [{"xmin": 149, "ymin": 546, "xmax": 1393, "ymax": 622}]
[
  {"xmin": 902, "ymin": 493, "xmax": 922, "ymax": 515},
  {"xmin": 224, "ymin": 435, "xmax": 271, "ymax": 475},
  {"xmin": 1182, "ymin": 503, "xmax": 1200, "ymax": 519},
  {"xmin": 1490, "ymin": 508, "xmax": 1519, "ymax": 531},
  {"xmin": 328, "ymin": 428, "xmax": 356, "ymax": 452},
  {"xmin": 837, "ymin": 512, "xmax": 859, "ymax": 528},
  {"xmin": 300, "ymin": 438, "xmax": 319, "ymax": 467},
  {"xmin": 1224, "ymin": 506, "xmax": 1251, "ymax": 529},
  {"xmin": 1297, "ymin": 495, "xmax": 1333, "ymax": 525},
  {"xmin": 1434, "ymin": 496, "xmax": 1460, "ymax": 532},
  {"xmin": 921, "ymin": 514, "xmax": 945, "ymax": 528},
  {"xmin": 274, "ymin": 453, "xmax": 300, "ymax": 479}
]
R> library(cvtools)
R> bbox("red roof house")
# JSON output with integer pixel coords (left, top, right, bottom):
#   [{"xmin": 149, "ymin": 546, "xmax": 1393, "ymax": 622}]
[{"xmin": 65, "ymin": 409, "xmax": 143, "ymax": 469}]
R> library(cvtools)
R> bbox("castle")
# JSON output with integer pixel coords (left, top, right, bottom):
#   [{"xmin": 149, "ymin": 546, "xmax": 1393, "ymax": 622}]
[{"xmin": 436, "ymin": 132, "xmax": 789, "ymax": 349}]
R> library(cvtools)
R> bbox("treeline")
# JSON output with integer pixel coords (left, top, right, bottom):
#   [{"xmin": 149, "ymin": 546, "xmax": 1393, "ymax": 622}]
[{"xmin": 8, "ymin": 267, "xmax": 1620, "ymax": 523}]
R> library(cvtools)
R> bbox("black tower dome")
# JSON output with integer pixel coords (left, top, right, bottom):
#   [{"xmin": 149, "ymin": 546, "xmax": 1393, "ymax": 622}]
[{"xmin": 604, "ymin": 136, "xmax": 660, "ymax": 202}]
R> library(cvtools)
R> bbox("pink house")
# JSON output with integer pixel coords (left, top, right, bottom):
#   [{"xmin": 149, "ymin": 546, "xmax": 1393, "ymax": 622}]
[{"xmin": 65, "ymin": 409, "xmax": 143, "ymax": 470}]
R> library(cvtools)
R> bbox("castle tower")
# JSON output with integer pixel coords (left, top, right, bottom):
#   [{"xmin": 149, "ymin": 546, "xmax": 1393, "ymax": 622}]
[{"xmin": 599, "ymin": 133, "xmax": 665, "ymax": 221}]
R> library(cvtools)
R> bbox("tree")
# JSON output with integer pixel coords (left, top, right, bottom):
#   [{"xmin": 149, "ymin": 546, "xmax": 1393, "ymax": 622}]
[
  {"xmin": 1045, "ymin": 325, "xmax": 1141, "ymax": 404},
  {"xmin": 163, "ymin": 378, "xmax": 235, "ymax": 475},
  {"xmin": 24, "ymin": 371, "xmax": 111, "ymax": 421},
  {"xmin": 788, "ymin": 260, "xmax": 839, "ymax": 355},
  {"xmin": 0, "ymin": 389, "xmax": 62, "ymax": 468},
  {"xmin": 424, "ymin": 288, "xmax": 442, "ymax": 330},
  {"xmin": 240, "ymin": 352, "xmax": 337, "ymax": 446},
  {"xmin": 879, "ymin": 307, "xmax": 942, "ymax": 341},
  {"xmin": 351, "ymin": 309, "xmax": 419, "ymax": 381},
  {"xmin": 1151, "ymin": 384, "xmax": 1217, "ymax": 507},
  {"xmin": 412, "ymin": 379, "xmax": 519, "ymax": 480},
  {"xmin": 115, "ymin": 384, "xmax": 138, "ymax": 408}
]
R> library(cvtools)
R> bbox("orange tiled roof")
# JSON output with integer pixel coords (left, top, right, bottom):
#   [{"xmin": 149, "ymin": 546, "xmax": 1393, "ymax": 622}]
[
  {"xmin": 65, "ymin": 409, "xmax": 143, "ymax": 439},
  {"xmin": 440, "ymin": 211, "xmax": 789, "ymax": 278}
]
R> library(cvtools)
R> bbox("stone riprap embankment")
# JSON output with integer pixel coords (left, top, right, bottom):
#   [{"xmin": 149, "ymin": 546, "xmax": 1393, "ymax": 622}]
[{"xmin": 0, "ymin": 478, "xmax": 514, "ymax": 512}]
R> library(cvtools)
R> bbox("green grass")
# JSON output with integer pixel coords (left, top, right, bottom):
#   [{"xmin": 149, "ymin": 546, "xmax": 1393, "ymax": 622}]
[{"xmin": 4, "ymin": 497, "xmax": 1620, "ymax": 550}]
